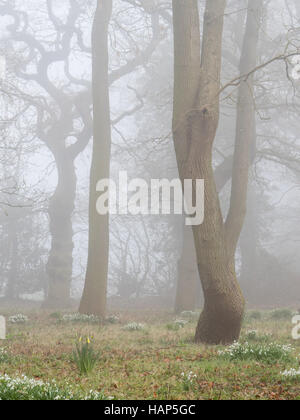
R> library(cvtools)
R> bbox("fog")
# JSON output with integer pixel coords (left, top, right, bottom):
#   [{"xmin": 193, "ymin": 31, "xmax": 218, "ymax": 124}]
[{"xmin": 0, "ymin": 0, "xmax": 299, "ymax": 335}]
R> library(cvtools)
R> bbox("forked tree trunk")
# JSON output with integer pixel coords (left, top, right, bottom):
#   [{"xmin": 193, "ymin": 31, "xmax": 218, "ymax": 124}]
[
  {"xmin": 79, "ymin": 0, "xmax": 112, "ymax": 317},
  {"xmin": 172, "ymin": 0, "xmax": 243, "ymax": 344},
  {"xmin": 172, "ymin": 0, "xmax": 261, "ymax": 344},
  {"xmin": 191, "ymin": 136, "xmax": 245, "ymax": 344},
  {"xmin": 175, "ymin": 148, "xmax": 239, "ymax": 313}
]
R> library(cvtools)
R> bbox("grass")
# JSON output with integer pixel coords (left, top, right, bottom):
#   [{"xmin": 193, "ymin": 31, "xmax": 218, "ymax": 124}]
[
  {"xmin": 73, "ymin": 336, "xmax": 99, "ymax": 375},
  {"xmin": 270, "ymin": 309, "xmax": 294, "ymax": 321},
  {"xmin": 218, "ymin": 341, "xmax": 294, "ymax": 364},
  {"xmin": 0, "ymin": 374, "xmax": 107, "ymax": 400},
  {"xmin": 0, "ymin": 309, "xmax": 299, "ymax": 400}
]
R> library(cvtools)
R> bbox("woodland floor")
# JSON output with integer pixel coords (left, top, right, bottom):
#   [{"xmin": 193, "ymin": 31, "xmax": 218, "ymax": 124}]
[{"xmin": 0, "ymin": 308, "xmax": 300, "ymax": 400}]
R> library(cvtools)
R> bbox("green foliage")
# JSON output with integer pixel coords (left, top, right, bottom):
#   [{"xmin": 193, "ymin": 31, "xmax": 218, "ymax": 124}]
[
  {"xmin": 9, "ymin": 314, "xmax": 29, "ymax": 324},
  {"xmin": 180, "ymin": 311, "xmax": 199, "ymax": 320},
  {"xmin": 218, "ymin": 342, "xmax": 294, "ymax": 364},
  {"xmin": 245, "ymin": 330, "xmax": 258, "ymax": 341},
  {"xmin": 122, "ymin": 322, "xmax": 145, "ymax": 331},
  {"xmin": 62, "ymin": 313, "xmax": 101, "ymax": 324},
  {"xmin": 270, "ymin": 309, "xmax": 293, "ymax": 320},
  {"xmin": 247, "ymin": 311, "xmax": 262, "ymax": 320},
  {"xmin": 281, "ymin": 369, "xmax": 300, "ymax": 382},
  {"xmin": 0, "ymin": 348, "xmax": 10, "ymax": 363},
  {"xmin": 105, "ymin": 315, "xmax": 120, "ymax": 324},
  {"xmin": 49, "ymin": 312, "xmax": 62, "ymax": 320},
  {"xmin": 181, "ymin": 371, "xmax": 198, "ymax": 392},
  {"xmin": 72, "ymin": 337, "xmax": 99, "ymax": 376},
  {"xmin": 0, "ymin": 374, "xmax": 106, "ymax": 400},
  {"xmin": 243, "ymin": 330, "xmax": 271, "ymax": 343},
  {"xmin": 166, "ymin": 323, "xmax": 181, "ymax": 331},
  {"xmin": 1, "ymin": 308, "xmax": 299, "ymax": 400},
  {"xmin": 166, "ymin": 319, "xmax": 188, "ymax": 331}
]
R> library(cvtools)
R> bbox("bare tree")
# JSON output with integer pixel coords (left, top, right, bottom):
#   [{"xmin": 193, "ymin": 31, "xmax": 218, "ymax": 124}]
[
  {"xmin": 79, "ymin": 0, "xmax": 112, "ymax": 317},
  {"xmin": 0, "ymin": 1, "xmax": 93, "ymax": 307},
  {"xmin": 79, "ymin": 0, "xmax": 164, "ymax": 316},
  {"xmin": 172, "ymin": 0, "xmax": 263, "ymax": 344}
]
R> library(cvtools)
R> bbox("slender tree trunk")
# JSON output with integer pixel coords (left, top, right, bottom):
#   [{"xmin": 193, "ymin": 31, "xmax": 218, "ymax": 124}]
[
  {"xmin": 79, "ymin": 0, "xmax": 112, "ymax": 317},
  {"xmin": 175, "ymin": 224, "xmax": 200, "ymax": 313},
  {"xmin": 44, "ymin": 154, "xmax": 76, "ymax": 308},
  {"xmin": 239, "ymin": 181, "xmax": 259, "ymax": 302},
  {"xmin": 225, "ymin": 0, "xmax": 262, "ymax": 256},
  {"xmin": 5, "ymin": 227, "xmax": 18, "ymax": 300}
]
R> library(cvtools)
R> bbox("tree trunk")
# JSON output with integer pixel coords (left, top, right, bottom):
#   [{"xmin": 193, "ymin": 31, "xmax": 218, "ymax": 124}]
[
  {"xmin": 239, "ymin": 181, "xmax": 259, "ymax": 302},
  {"xmin": 225, "ymin": 0, "xmax": 262, "ymax": 256},
  {"xmin": 172, "ymin": 0, "xmax": 247, "ymax": 344},
  {"xmin": 5, "ymin": 227, "xmax": 19, "ymax": 300},
  {"xmin": 43, "ymin": 154, "xmax": 76, "ymax": 308},
  {"xmin": 79, "ymin": 0, "xmax": 112, "ymax": 317},
  {"xmin": 175, "ymin": 224, "xmax": 201, "ymax": 313},
  {"xmin": 192, "ymin": 152, "xmax": 245, "ymax": 344}
]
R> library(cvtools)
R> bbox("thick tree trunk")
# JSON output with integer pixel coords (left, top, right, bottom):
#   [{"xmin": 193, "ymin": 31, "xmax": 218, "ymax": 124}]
[
  {"xmin": 43, "ymin": 155, "xmax": 76, "ymax": 309},
  {"xmin": 175, "ymin": 153, "xmax": 241, "ymax": 313},
  {"xmin": 79, "ymin": 0, "xmax": 112, "ymax": 317},
  {"xmin": 195, "ymin": 255, "xmax": 244, "ymax": 344},
  {"xmin": 191, "ymin": 147, "xmax": 244, "ymax": 344},
  {"xmin": 172, "ymin": 0, "xmax": 246, "ymax": 344}
]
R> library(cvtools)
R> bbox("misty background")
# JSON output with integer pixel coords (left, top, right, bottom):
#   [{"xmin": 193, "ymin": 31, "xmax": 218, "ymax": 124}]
[{"xmin": 0, "ymin": 0, "xmax": 299, "ymax": 312}]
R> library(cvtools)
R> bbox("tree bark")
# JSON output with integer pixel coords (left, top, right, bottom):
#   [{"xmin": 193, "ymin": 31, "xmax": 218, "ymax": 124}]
[
  {"xmin": 44, "ymin": 153, "xmax": 76, "ymax": 308},
  {"xmin": 174, "ymin": 0, "xmax": 256, "ymax": 313},
  {"xmin": 5, "ymin": 227, "xmax": 18, "ymax": 300},
  {"xmin": 172, "ymin": 0, "xmax": 255, "ymax": 344},
  {"xmin": 79, "ymin": 0, "xmax": 113, "ymax": 317},
  {"xmin": 175, "ymin": 224, "xmax": 201, "ymax": 313},
  {"xmin": 239, "ymin": 181, "xmax": 259, "ymax": 302},
  {"xmin": 225, "ymin": 0, "xmax": 262, "ymax": 257}
]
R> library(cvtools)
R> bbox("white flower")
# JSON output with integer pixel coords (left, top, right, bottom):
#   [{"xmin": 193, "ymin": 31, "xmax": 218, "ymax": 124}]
[
  {"xmin": 174, "ymin": 319, "xmax": 188, "ymax": 328},
  {"xmin": 122, "ymin": 322, "xmax": 145, "ymax": 331},
  {"xmin": 106, "ymin": 315, "xmax": 120, "ymax": 324},
  {"xmin": 0, "ymin": 375, "xmax": 108, "ymax": 400},
  {"xmin": 8, "ymin": 314, "xmax": 29, "ymax": 324},
  {"xmin": 281, "ymin": 368, "xmax": 300, "ymax": 378},
  {"xmin": 218, "ymin": 341, "xmax": 294, "ymax": 362},
  {"xmin": 182, "ymin": 371, "xmax": 197, "ymax": 383},
  {"xmin": 62, "ymin": 313, "xmax": 100, "ymax": 323},
  {"xmin": 0, "ymin": 348, "xmax": 8, "ymax": 362}
]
